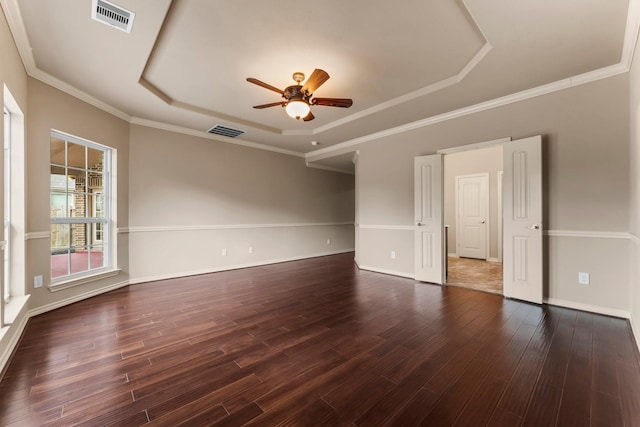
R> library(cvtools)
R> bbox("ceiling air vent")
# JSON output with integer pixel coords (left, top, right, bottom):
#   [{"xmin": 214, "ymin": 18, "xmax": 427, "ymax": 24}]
[
  {"xmin": 207, "ymin": 125, "xmax": 246, "ymax": 138},
  {"xmin": 91, "ymin": 0, "xmax": 135, "ymax": 33}
]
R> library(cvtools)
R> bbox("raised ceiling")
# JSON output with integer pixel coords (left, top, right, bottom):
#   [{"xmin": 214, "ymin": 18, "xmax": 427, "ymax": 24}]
[{"xmin": 2, "ymin": 0, "xmax": 637, "ymax": 169}]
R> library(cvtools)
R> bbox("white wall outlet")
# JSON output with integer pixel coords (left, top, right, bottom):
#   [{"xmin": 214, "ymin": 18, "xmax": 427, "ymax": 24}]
[
  {"xmin": 578, "ymin": 272, "xmax": 590, "ymax": 285},
  {"xmin": 221, "ymin": 248, "xmax": 227, "ymax": 256},
  {"xmin": 391, "ymin": 251, "xmax": 396, "ymax": 259},
  {"xmin": 326, "ymin": 239, "xmax": 331, "ymax": 245},
  {"xmin": 34, "ymin": 275, "xmax": 43, "ymax": 288},
  {"xmin": 248, "ymin": 246, "xmax": 253, "ymax": 254}
]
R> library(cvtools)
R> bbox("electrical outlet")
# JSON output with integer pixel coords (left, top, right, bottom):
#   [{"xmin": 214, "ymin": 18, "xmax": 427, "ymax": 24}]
[
  {"xmin": 248, "ymin": 246, "xmax": 253, "ymax": 254},
  {"xmin": 34, "ymin": 275, "xmax": 43, "ymax": 288},
  {"xmin": 326, "ymin": 239, "xmax": 331, "ymax": 245},
  {"xmin": 578, "ymin": 272, "xmax": 590, "ymax": 285},
  {"xmin": 221, "ymin": 248, "xmax": 227, "ymax": 256},
  {"xmin": 391, "ymin": 251, "xmax": 396, "ymax": 259}
]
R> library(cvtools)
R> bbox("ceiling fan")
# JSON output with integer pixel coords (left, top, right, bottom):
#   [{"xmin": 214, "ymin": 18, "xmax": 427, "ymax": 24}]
[{"xmin": 246, "ymin": 69, "xmax": 353, "ymax": 121}]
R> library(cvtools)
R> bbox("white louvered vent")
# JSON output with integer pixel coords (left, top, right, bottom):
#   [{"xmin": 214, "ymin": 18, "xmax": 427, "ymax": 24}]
[
  {"xmin": 91, "ymin": 0, "xmax": 135, "ymax": 33},
  {"xmin": 207, "ymin": 125, "xmax": 246, "ymax": 138}
]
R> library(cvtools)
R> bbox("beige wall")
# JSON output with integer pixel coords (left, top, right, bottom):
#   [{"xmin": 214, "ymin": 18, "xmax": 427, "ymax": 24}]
[
  {"xmin": 128, "ymin": 125, "xmax": 355, "ymax": 282},
  {"xmin": 443, "ymin": 146, "xmax": 503, "ymax": 260},
  {"xmin": 0, "ymin": 5, "xmax": 29, "ymax": 368},
  {"xmin": 356, "ymin": 74, "xmax": 631, "ymax": 314},
  {"xmin": 630, "ymin": 32, "xmax": 640, "ymax": 346},
  {"xmin": 26, "ymin": 78, "xmax": 131, "ymax": 310}
]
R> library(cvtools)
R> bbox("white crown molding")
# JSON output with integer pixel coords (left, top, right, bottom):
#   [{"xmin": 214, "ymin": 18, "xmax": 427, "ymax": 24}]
[
  {"xmin": 305, "ymin": 63, "xmax": 629, "ymax": 163},
  {"xmin": 621, "ymin": 0, "xmax": 640, "ymax": 70},
  {"xmin": 306, "ymin": 0, "xmax": 640, "ymax": 161},
  {"xmin": 31, "ymin": 68, "xmax": 132, "ymax": 122},
  {"xmin": 4, "ymin": 0, "xmax": 639, "ymax": 163},
  {"xmin": 129, "ymin": 117, "xmax": 305, "ymax": 158},
  {"xmin": 308, "ymin": 43, "xmax": 493, "ymax": 136},
  {"xmin": 0, "ymin": 0, "xmax": 34, "ymax": 70},
  {"xmin": 126, "ymin": 222, "xmax": 354, "ymax": 234}
]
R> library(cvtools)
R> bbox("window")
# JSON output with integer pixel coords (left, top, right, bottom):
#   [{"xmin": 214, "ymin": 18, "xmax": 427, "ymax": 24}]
[
  {"xmin": 3, "ymin": 107, "xmax": 10, "ymax": 303},
  {"xmin": 50, "ymin": 131, "xmax": 111, "ymax": 281}
]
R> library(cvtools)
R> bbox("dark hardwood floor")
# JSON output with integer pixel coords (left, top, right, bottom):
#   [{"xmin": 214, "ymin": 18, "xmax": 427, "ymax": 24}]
[{"xmin": 1, "ymin": 252, "xmax": 640, "ymax": 426}]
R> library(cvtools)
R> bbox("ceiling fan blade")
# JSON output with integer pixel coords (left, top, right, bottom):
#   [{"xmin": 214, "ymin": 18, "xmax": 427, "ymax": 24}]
[
  {"xmin": 247, "ymin": 78, "xmax": 284, "ymax": 95},
  {"xmin": 253, "ymin": 101, "xmax": 286, "ymax": 109},
  {"xmin": 301, "ymin": 69, "xmax": 330, "ymax": 95},
  {"xmin": 303, "ymin": 111, "xmax": 315, "ymax": 121},
  {"xmin": 312, "ymin": 98, "xmax": 353, "ymax": 108}
]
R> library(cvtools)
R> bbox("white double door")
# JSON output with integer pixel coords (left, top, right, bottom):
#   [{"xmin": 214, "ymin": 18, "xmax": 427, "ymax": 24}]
[{"xmin": 414, "ymin": 135, "xmax": 543, "ymax": 304}]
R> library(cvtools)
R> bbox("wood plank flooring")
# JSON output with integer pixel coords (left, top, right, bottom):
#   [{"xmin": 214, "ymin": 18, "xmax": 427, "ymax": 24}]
[{"xmin": 1, "ymin": 252, "xmax": 640, "ymax": 426}]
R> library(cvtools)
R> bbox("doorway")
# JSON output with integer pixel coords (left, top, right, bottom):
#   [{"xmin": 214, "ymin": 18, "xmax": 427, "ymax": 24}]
[
  {"xmin": 444, "ymin": 146, "xmax": 503, "ymax": 294},
  {"xmin": 414, "ymin": 136, "xmax": 543, "ymax": 303}
]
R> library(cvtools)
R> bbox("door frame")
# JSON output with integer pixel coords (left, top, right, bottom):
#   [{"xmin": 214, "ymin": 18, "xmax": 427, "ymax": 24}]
[
  {"xmin": 433, "ymin": 136, "xmax": 543, "ymax": 303},
  {"xmin": 454, "ymin": 172, "xmax": 489, "ymax": 260},
  {"xmin": 497, "ymin": 170, "xmax": 503, "ymax": 262}
]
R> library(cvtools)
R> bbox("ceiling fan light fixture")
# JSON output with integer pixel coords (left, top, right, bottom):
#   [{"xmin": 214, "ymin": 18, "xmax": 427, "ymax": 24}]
[{"xmin": 285, "ymin": 99, "xmax": 310, "ymax": 120}]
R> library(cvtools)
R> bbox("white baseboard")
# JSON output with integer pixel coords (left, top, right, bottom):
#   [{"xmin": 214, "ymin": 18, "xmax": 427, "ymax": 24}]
[
  {"xmin": 355, "ymin": 264, "xmax": 415, "ymax": 279},
  {"xmin": 129, "ymin": 249, "xmax": 355, "ymax": 285},
  {"xmin": 447, "ymin": 253, "xmax": 458, "ymax": 258},
  {"xmin": 631, "ymin": 316, "xmax": 640, "ymax": 354},
  {"xmin": 544, "ymin": 297, "xmax": 630, "ymax": 319},
  {"xmin": 29, "ymin": 280, "xmax": 129, "ymax": 317}
]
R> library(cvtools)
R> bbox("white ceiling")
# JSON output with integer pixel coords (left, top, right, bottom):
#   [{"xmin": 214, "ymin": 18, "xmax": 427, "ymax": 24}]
[{"xmin": 3, "ymin": 0, "xmax": 637, "ymax": 171}]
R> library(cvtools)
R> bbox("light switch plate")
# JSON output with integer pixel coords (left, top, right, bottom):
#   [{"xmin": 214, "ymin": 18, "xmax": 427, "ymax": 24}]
[{"xmin": 578, "ymin": 272, "xmax": 590, "ymax": 285}]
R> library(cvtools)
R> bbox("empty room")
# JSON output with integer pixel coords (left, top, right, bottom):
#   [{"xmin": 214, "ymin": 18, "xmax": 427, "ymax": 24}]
[{"xmin": 1, "ymin": 0, "xmax": 640, "ymax": 425}]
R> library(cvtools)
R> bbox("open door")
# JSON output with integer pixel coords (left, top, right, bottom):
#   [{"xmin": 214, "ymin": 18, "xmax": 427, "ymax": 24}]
[
  {"xmin": 503, "ymin": 135, "xmax": 543, "ymax": 303},
  {"xmin": 414, "ymin": 154, "xmax": 444, "ymax": 284}
]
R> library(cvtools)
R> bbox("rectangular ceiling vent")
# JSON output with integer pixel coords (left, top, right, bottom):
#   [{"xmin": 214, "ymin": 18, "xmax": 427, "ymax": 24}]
[
  {"xmin": 91, "ymin": 0, "xmax": 135, "ymax": 33},
  {"xmin": 207, "ymin": 125, "xmax": 246, "ymax": 138}
]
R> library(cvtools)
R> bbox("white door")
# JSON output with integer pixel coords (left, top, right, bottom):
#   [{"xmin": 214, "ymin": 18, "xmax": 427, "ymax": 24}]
[
  {"xmin": 503, "ymin": 135, "xmax": 543, "ymax": 304},
  {"xmin": 414, "ymin": 154, "xmax": 444, "ymax": 284},
  {"xmin": 456, "ymin": 173, "xmax": 488, "ymax": 260}
]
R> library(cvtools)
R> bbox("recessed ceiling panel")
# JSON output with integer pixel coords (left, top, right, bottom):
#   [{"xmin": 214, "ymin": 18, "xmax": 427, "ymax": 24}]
[{"xmin": 143, "ymin": 0, "xmax": 486, "ymax": 128}]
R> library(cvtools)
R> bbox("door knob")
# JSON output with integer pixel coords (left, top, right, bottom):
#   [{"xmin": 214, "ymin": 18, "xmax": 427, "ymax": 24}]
[
  {"xmin": 416, "ymin": 222, "xmax": 424, "ymax": 226},
  {"xmin": 529, "ymin": 224, "xmax": 540, "ymax": 230},
  {"xmin": 480, "ymin": 220, "xmax": 486, "ymax": 224}
]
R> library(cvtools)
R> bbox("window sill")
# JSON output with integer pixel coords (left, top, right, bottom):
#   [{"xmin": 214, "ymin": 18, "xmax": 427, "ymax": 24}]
[
  {"xmin": 3, "ymin": 295, "xmax": 30, "ymax": 325},
  {"xmin": 48, "ymin": 269, "xmax": 121, "ymax": 292}
]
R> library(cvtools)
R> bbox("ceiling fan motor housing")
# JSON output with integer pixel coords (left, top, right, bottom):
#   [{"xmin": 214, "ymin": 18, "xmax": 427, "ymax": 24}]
[{"xmin": 284, "ymin": 85, "xmax": 308, "ymax": 102}]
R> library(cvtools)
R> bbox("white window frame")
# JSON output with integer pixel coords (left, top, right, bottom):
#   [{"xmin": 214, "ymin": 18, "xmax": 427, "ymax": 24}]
[
  {"xmin": 50, "ymin": 130, "xmax": 112, "ymax": 283},
  {"xmin": 3, "ymin": 106, "xmax": 10, "ymax": 304}
]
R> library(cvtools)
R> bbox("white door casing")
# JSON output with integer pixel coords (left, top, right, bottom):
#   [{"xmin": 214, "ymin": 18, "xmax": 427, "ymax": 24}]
[
  {"xmin": 503, "ymin": 135, "xmax": 543, "ymax": 304},
  {"xmin": 497, "ymin": 170, "xmax": 503, "ymax": 263},
  {"xmin": 414, "ymin": 154, "xmax": 444, "ymax": 284},
  {"xmin": 455, "ymin": 173, "xmax": 489, "ymax": 260}
]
